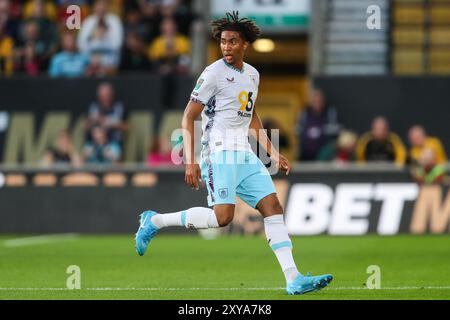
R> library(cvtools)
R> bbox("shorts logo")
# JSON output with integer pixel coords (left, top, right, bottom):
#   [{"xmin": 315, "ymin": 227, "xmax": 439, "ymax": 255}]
[{"xmin": 219, "ymin": 188, "xmax": 228, "ymax": 199}]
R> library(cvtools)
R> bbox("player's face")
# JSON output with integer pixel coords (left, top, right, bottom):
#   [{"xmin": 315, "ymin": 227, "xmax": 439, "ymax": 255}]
[{"xmin": 220, "ymin": 31, "xmax": 249, "ymax": 66}]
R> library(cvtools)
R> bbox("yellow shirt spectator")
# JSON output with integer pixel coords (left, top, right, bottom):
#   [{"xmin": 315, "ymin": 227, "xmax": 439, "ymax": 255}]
[
  {"xmin": 356, "ymin": 117, "xmax": 407, "ymax": 166},
  {"xmin": 410, "ymin": 137, "xmax": 447, "ymax": 164},
  {"xmin": 23, "ymin": 0, "xmax": 58, "ymax": 20},
  {"xmin": 356, "ymin": 132, "xmax": 407, "ymax": 166},
  {"xmin": 148, "ymin": 35, "xmax": 190, "ymax": 61},
  {"xmin": 0, "ymin": 35, "xmax": 14, "ymax": 76},
  {"xmin": 148, "ymin": 18, "xmax": 190, "ymax": 62},
  {"xmin": 408, "ymin": 125, "xmax": 447, "ymax": 165}
]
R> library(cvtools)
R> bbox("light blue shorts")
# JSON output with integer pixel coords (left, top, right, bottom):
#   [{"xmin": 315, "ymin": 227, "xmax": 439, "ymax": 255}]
[{"xmin": 200, "ymin": 150, "xmax": 277, "ymax": 208}]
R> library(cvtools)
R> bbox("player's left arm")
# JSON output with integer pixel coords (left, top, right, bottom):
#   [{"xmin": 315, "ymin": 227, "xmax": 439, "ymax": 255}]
[{"xmin": 249, "ymin": 109, "xmax": 291, "ymax": 175}]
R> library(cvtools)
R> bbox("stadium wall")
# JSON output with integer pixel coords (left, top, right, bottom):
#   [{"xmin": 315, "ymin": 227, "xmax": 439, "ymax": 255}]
[{"xmin": 0, "ymin": 167, "xmax": 448, "ymax": 235}]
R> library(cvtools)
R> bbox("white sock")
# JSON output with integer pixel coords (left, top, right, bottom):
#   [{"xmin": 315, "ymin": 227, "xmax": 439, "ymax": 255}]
[
  {"xmin": 264, "ymin": 214, "xmax": 301, "ymax": 283},
  {"xmin": 151, "ymin": 207, "xmax": 219, "ymax": 229}
]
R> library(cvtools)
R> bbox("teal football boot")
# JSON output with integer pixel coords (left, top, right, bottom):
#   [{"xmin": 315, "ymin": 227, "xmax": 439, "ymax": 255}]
[
  {"xmin": 286, "ymin": 273, "xmax": 333, "ymax": 295},
  {"xmin": 135, "ymin": 211, "xmax": 159, "ymax": 256}
]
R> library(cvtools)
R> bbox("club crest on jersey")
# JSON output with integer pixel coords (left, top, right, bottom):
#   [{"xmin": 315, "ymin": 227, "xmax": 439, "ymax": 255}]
[{"xmin": 219, "ymin": 188, "xmax": 228, "ymax": 199}]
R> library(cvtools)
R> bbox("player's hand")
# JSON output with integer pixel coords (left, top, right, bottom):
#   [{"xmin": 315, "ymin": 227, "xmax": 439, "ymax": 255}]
[
  {"xmin": 271, "ymin": 152, "xmax": 291, "ymax": 175},
  {"xmin": 185, "ymin": 163, "xmax": 202, "ymax": 190}
]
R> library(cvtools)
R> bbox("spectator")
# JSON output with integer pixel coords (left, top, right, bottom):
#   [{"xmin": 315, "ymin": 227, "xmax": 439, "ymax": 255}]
[
  {"xmin": 160, "ymin": 0, "xmax": 195, "ymax": 36},
  {"xmin": 148, "ymin": 17, "xmax": 190, "ymax": 75},
  {"xmin": 408, "ymin": 125, "xmax": 447, "ymax": 165},
  {"xmin": 77, "ymin": 0, "xmax": 123, "ymax": 75},
  {"xmin": 48, "ymin": 31, "xmax": 90, "ymax": 77},
  {"xmin": 137, "ymin": 0, "xmax": 162, "ymax": 43},
  {"xmin": 146, "ymin": 136, "xmax": 174, "ymax": 166},
  {"xmin": 318, "ymin": 130, "xmax": 358, "ymax": 163},
  {"xmin": 296, "ymin": 89, "xmax": 340, "ymax": 161},
  {"xmin": 83, "ymin": 125, "xmax": 121, "ymax": 164},
  {"xmin": 42, "ymin": 130, "xmax": 82, "ymax": 166},
  {"xmin": 22, "ymin": 0, "xmax": 59, "ymax": 67},
  {"xmin": 14, "ymin": 20, "xmax": 44, "ymax": 75},
  {"xmin": 0, "ymin": 0, "xmax": 20, "ymax": 42},
  {"xmin": 139, "ymin": 0, "xmax": 195, "ymax": 36},
  {"xmin": 86, "ymin": 82, "xmax": 127, "ymax": 144},
  {"xmin": 6, "ymin": 0, "xmax": 20, "ymax": 20},
  {"xmin": 411, "ymin": 148, "xmax": 447, "ymax": 185},
  {"xmin": 356, "ymin": 116, "xmax": 406, "ymax": 165},
  {"xmin": 120, "ymin": 31, "xmax": 151, "ymax": 72},
  {"xmin": 123, "ymin": 6, "xmax": 151, "ymax": 42},
  {"xmin": 0, "ymin": 24, "xmax": 13, "ymax": 76},
  {"xmin": 22, "ymin": 0, "xmax": 57, "ymax": 21}
]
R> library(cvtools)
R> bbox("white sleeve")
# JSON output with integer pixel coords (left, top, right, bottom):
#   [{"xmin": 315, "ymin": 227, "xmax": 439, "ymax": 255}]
[
  {"xmin": 190, "ymin": 69, "xmax": 217, "ymax": 105},
  {"xmin": 108, "ymin": 15, "xmax": 124, "ymax": 49},
  {"xmin": 77, "ymin": 16, "xmax": 96, "ymax": 53}
]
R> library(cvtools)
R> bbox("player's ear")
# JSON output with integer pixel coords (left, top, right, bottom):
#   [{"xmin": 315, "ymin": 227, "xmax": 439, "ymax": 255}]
[{"xmin": 243, "ymin": 41, "xmax": 249, "ymax": 51}]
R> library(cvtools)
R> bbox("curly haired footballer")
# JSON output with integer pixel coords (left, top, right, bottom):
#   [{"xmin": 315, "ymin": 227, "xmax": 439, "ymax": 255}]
[
  {"xmin": 210, "ymin": 11, "xmax": 262, "ymax": 43},
  {"xmin": 135, "ymin": 10, "xmax": 333, "ymax": 298}
]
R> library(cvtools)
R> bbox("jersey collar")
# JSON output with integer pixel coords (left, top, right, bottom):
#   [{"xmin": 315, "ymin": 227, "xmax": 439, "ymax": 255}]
[{"xmin": 222, "ymin": 58, "xmax": 244, "ymax": 74}]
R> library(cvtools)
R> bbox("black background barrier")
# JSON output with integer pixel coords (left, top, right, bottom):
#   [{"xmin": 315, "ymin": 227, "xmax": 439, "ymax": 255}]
[
  {"xmin": 0, "ymin": 75, "xmax": 195, "ymax": 111},
  {"xmin": 0, "ymin": 170, "xmax": 204, "ymax": 234},
  {"xmin": 0, "ymin": 167, "xmax": 449, "ymax": 235}
]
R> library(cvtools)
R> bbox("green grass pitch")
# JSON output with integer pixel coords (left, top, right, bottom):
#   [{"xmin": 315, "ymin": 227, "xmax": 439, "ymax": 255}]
[{"xmin": 0, "ymin": 234, "xmax": 449, "ymax": 300}]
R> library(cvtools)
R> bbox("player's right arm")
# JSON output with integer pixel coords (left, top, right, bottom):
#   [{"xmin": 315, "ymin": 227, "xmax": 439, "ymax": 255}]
[
  {"xmin": 182, "ymin": 68, "xmax": 217, "ymax": 190},
  {"xmin": 182, "ymin": 100, "xmax": 204, "ymax": 190}
]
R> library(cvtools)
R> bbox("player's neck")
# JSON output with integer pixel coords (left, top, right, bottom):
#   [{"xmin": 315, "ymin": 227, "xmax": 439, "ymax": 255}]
[
  {"xmin": 223, "ymin": 58, "xmax": 244, "ymax": 73},
  {"xmin": 233, "ymin": 60, "xmax": 244, "ymax": 71}
]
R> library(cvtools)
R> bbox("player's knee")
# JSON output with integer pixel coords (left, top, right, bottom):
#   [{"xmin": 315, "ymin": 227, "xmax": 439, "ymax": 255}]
[
  {"xmin": 216, "ymin": 212, "xmax": 234, "ymax": 227},
  {"xmin": 260, "ymin": 199, "xmax": 284, "ymax": 216}
]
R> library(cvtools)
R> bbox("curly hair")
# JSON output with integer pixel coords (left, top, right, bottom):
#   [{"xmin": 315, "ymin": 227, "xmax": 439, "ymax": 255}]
[{"xmin": 210, "ymin": 11, "xmax": 262, "ymax": 44}]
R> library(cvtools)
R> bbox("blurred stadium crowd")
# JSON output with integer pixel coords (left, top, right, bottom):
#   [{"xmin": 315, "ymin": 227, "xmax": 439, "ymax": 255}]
[
  {"xmin": 295, "ymin": 88, "xmax": 448, "ymax": 184},
  {"xmin": 38, "ymin": 79, "xmax": 448, "ymax": 185},
  {"xmin": 0, "ymin": 0, "xmax": 195, "ymax": 76}
]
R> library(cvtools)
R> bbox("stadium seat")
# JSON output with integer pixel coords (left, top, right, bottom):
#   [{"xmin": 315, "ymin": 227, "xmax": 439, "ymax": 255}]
[
  {"xmin": 430, "ymin": 5, "xmax": 450, "ymax": 23},
  {"xmin": 33, "ymin": 174, "xmax": 57, "ymax": 187},
  {"xmin": 5, "ymin": 174, "xmax": 27, "ymax": 187},
  {"xmin": 393, "ymin": 49, "xmax": 425, "ymax": 74},
  {"xmin": 103, "ymin": 173, "xmax": 127, "ymax": 187},
  {"xmin": 429, "ymin": 47, "xmax": 450, "ymax": 73},
  {"xmin": 132, "ymin": 173, "xmax": 158, "ymax": 187},
  {"xmin": 124, "ymin": 112, "xmax": 154, "ymax": 163},
  {"xmin": 394, "ymin": 5, "xmax": 425, "ymax": 24},
  {"xmin": 393, "ymin": 27, "xmax": 425, "ymax": 45},
  {"xmin": 62, "ymin": 173, "xmax": 99, "ymax": 186},
  {"xmin": 158, "ymin": 111, "xmax": 184, "ymax": 143},
  {"xmin": 429, "ymin": 27, "xmax": 450, "ymax": 45}
]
